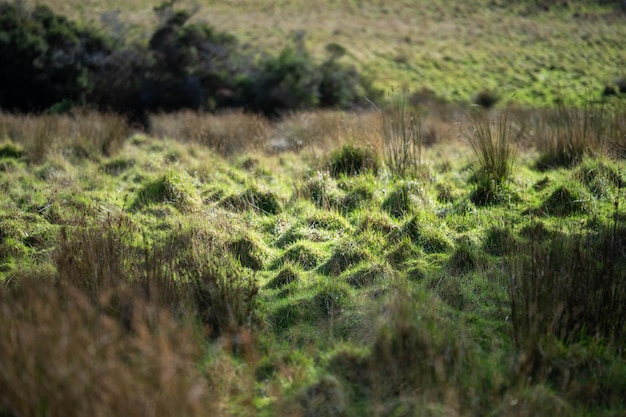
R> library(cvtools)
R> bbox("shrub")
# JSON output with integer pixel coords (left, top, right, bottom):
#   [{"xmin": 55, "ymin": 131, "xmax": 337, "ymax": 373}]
[
  {"xmin": 0, "ymin": 2, "xmax": 112, "ymax": 112},
  {"xmin": 327, "ymin": 144, "xmax": 379, "ymax": 177}
]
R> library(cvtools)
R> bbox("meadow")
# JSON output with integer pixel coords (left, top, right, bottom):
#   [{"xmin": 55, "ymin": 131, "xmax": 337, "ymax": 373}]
[{"xmin": 1, "ymin": 1, "xmax": 626, "ymax": 417}]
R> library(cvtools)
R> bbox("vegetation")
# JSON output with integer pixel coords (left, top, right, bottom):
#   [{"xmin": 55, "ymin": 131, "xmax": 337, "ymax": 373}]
[{"xmin": 2, "ymin": 1, "xmax": 626, "ymax": 417}]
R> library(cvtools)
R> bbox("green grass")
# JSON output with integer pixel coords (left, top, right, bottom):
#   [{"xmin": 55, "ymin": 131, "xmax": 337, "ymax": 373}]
[{"xmin": 31, "ymin": 0, "xmax": 626, "ymax": 107}]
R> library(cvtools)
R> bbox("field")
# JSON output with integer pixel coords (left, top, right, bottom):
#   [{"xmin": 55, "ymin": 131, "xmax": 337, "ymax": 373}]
[
  {"xmin": 2, "ymin": 1, "xmax": 626, "ymax": 417},
  {"xmin": 23, "ymin": 0, "xmax": 626, "ymax": 105}
]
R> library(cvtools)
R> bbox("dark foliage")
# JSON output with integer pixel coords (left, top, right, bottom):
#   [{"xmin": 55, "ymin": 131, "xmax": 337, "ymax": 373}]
[
  {"xmin": 0, "ymin": 1, "xmax": 371, "ymax": 120},
  {"xmin": 0, "ymin": 2, "xmax": 111, "ymax": 112}
]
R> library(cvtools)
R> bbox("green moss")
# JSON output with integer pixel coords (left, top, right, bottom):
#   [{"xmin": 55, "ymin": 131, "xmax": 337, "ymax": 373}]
[
  {"xmin": 279, "ymin": 241, "xmax": 328, "ymax": 270},
  {"xmin": 341, "ymin": 261, "xmax": 395, "ymax": 289},
  {"xmin": 266, "ymin": 262, "xmax": 302, "ymax": 289},
  {"xmin": 0, "ymin": 141, "xmax": 25, "ymax": 159},
  {"xmin": 130, "ymin": 170, "xmax": 200, "ymax": 213},
  {"xmin": 538, "ymin": 184, "xmax": 592, "ymax": 216}
]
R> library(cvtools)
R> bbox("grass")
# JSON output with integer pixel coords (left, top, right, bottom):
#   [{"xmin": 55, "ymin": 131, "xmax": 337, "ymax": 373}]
[
  {"xmin": 28, "ymin": 0, "xmax": 626, "ymax": 107},
  {"xmin": 3, "ymin": 1, "xmax": 626, "ymax": 416},
  {"xmin": 1, "ymin": 107, "xmax": 625, "ymax": 416}
]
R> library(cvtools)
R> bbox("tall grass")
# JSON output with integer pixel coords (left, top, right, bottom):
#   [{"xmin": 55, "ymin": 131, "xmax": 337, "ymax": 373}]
[
  {"xmin": 150, "ymin": 110, "xmax": 272, "ymax": 156},
  {"xmin": 509, "ymin": 219, "xmax": 626, "ymax": 365},
  {"xmin": 534, "ymin": 103, "xmax": 610, "ymax": 169},
  {"xmin": 379, "ymin": 92, "xmax": 423, "ymax": 178},
  {"xmin": 0, "ymin": 111, "xmax": 129, "ymax": 162},
  {"xmin": 466, "ymin": 108, "xmax": 518, "ymax": 186},
  {"xmin": 0, "ymin": 280, "xmax": 216, "ymax": 417}
]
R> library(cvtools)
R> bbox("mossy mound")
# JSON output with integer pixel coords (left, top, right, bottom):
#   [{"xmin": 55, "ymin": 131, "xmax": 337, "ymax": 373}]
[
  {"xmin": 227, "ymin": 232, "xmax": 270, "ymax": 271},
  {"xmin": 401, "ymin": 214, "xmax": 453, "ymax": 254},
  {"xmin": 382, "ymin": 181, "xmax": 425, "ymax": 219},
  {"xmin": 341, "ymin": 261, "xmax": 395, "ymax": 288},
  {"xmin": 327, "ymin": 144, "xmax": 379, "ymax": 177},
  {"xmin": 318, "ymin": 240, "xmax": 371, "ymax": 275},
  {"xmin": 280, "ymin": 241, "xmax": 327, "ymax": 270},
  {"xmin": 483, "ymin": 226, "xmax": 517, "ymax": 256},
  {"xmin": 312, "ymin": 281, "xmax": 352, "ymax": 318},
  {"xmin": 130, "ymin": 170, "xmax": 200, "ymax": 213},
  {"xmin": 220, "ymin": 185, "xmax": 282, "ymax": 215},
  {"xmin": 386, "ymin": 237, "xmax": 422, "ymax": 267},
  {"xmin": 101, "ymin": 157, "xmax": 135, "ymax": 176},
  {"xmin": 538, "ymin": 184, "xmax": 591, "ymax": 216},
  {"xmin": 447, "ymin": 235, "xmax": 481, "ymax": 274},
  {"xmin": 574, "ymin": 159, "xmax": 624, "ymax": 200},
  {"xmin": 307, "ymin": 210, "xmax": 351, "ymax": 232},
  {"xmin": 265, "ymin": 262, "xmax": 302, "ymax": 289},
  {"xmin": 0, "ymin": 141, "xmax": 25, "ymax": 159},
  {"xmin": 292, "ymin": 376, "xmax": 347, "ymax": 417},
  {"xmin": 302, "ymin": 172, "xmax": 344, "ymax": 210}
]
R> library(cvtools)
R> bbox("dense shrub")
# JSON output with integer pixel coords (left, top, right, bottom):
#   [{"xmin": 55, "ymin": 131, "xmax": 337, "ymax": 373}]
[
  {"xmin": 0, "ymin": 1, "xmax": 370, "ymax": 119},
  {"xmin": 0, "ymin": 2, "xmax": 111, "ymax": 112}
]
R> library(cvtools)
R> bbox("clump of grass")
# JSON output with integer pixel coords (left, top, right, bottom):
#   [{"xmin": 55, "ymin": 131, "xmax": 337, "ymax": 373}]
[
  {"xmin": 327, "ymin": 143, "xmax": 379, "ymax": 177},
  {"xmin": 573, "ymin": 158, "xmax": 624, "ymax": 200},
  {"xmin": 227, "ymin": 232, "xmax": 269, "ymax": 271},
  {"xmin": 301, "ymin": 171, "xmax": 344, "ymax": 210},
  {"xmin": 465, "ymin": 108, "xmax": 518, "ymax": 205},
  {"xmin": 537, "ymin": 184, "xmax": 591, "ymax": 216},
  {"xmin": 534, "ymin": 103, "xmax": 609, "ymax": 170},
  {"xmin": 382, "ymin": 181, "xmax": 427, "ymax": 219},
  {"xmin": 130, "ymin": 170, "xmax": 200, "ymax": 213},
  {"xmin": 400, "ymin": 213, "xmax": 453, "ymax": 254},
  {"xmin": 101, "ymin": 157, "xmax": 135, "ymax": 176},
  {"xmin": 54, "ymin": 215, "xmax": 260, "ymax": 338},
  {"xmin": 341, "ymin": 261, "xmax": 395, "ymax": 289},
  {"xmin": 318, "ymin": 239, "xmax": 370, "ymax": 275},
  {"xmin": 380, "ymin": 91, "xmax": 424, "ymax": 178},
  {"xmin": 313, "ymin": 280, "xmax": 352, "ymax": 318},
  {"xmin": 483, "ymin": 226, "xmax": 517, "ymax": 256},
  {"xmin": 220, "ymin": 184, "xmax": 282, "ymax": 215},
  {"xmin": 368, "ymin": 290, "xmax": 482, "ymax": 407},
  {"xmin": 492, "ymin": 385, "xmax": 573, "ymax": 417},
  {"xmin": 289, "ymin": 375, "xmax": 347, "ymax": 417},
  {"xmin": 509, "ymin": 222, "xmax": 626, "ymax": 364},
  {"xmin": 265, "ymin": 262, "xmax": 302, "ymax": 289},
  {"xmin": 447, "ymin": 235, "xmax": 481, "ymax": 274},
  {"xmin": 0, "ymin": 141, "xmax": 24, "ymax": 159},
  {"xmin": 279, "ymin": 240, "xmax": 327, "ymax": 270}
]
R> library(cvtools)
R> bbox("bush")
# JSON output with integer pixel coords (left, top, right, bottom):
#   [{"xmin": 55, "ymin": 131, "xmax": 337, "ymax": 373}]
[{"xmin": 0, "ymin": 2, "xmax": 111, "ymax": 112}]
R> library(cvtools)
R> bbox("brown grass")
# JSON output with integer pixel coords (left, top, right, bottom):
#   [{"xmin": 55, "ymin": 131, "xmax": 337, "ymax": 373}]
[
  {"xmin": 0, "ymin": 279, "xmax": 215, "ymax": 417},
  {"xmin": 0, "ymin": 111, "xmax": 129, "ymax": 163},
  {"xmin": 150, "ymin": 110, "xmax": 272, "ymax": 156}
]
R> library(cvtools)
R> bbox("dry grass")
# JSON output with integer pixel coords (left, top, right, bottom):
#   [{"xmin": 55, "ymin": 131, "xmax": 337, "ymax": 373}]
[
  {"xmin": 273, "ymin": 110, "xmax": 381, "ymax": 153},
  {"xmin": 0, "ymin": 279, "xmax": 216, "ymax": 417},
  {"xmin": 150, "ymin": 111, "xmax": 272, "ymax": 156},
  {"xmin": 0, "ymin": 111, "xmax": 129, "ymax": 162}
]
